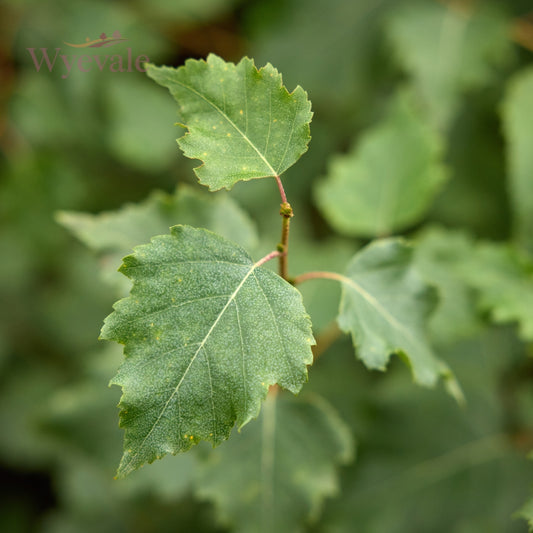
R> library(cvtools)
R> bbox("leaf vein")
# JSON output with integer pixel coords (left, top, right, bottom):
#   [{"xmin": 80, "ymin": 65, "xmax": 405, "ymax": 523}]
[
  {"xmin": 122, "ymin": 259, "xmax": 261, "ymax": 471},
  {"xmin": 161, "ymin": 75, "xmax": 278, "ymax": 177}
]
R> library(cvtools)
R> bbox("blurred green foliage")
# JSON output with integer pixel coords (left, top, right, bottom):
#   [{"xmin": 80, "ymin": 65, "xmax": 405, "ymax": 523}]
[{"xmin": 1, "ymin": 0, "xmax": 533, "ymax": 531}]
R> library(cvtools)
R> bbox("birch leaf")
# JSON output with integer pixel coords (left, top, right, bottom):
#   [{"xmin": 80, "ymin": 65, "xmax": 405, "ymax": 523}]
[
  {"xmin": 196, "ymin": 394, "xmax": 353, "ymax": 533},
  {"xmin": 101, "ymin": 226, "xmax": 314, "ymax": 477},
  {"xmin": 338, "ymin": 239, "xmax": 459, "ymax": 395},
  {"xmin": 146, "ymin": 54, "xmax": 312, "ymax": 190},
  {"xmin": 315, "ymin": 91, "xmax": 446, "ymax": 238}
]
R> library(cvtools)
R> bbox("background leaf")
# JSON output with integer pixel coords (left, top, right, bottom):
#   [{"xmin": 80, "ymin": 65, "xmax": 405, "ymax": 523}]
[
  {"xmin": 458, "ymin": 241, "xmax": 533, "ymax": 342},
  {"xmin": 502, "ymin": 66, "xmax": 533, "ymax": 256},
  {"xmin": 196, "ymin": 393, "xmax": 353, "ymax": 533},
  {"xmin": 386, "ymin": 1, "xmax": 514, "ymax": 130},
  {"xmin": 57, "ymin": 186, "xmax": 258, "ymax": 292},
  {"xmin": 413, "ymin": 226, "xmax": 482, "ymax": 346},
  {"xmin": 315, "ymin": 90, "xmax": 447, "ymax": 238}
]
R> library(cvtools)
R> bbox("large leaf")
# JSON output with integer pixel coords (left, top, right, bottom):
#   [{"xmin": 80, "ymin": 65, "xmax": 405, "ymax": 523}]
[
  {"xmin": 101, "ymin": 226, "xmax": 314, "ymax": 477},
  {"xmin": 502, "ymin": 66, "xmax": 533, "ymax": 256},
  {"xmin": 146, "ymin": 54, "xmax": 312, "ymax": 190},
  {"xmin": 386, "ymin": 2, "xmax": 513, "ymax": 129},
  {"xmin": 315, "ymin": 90, "xmax": 447, "ymax": 238},
  {"xmin": 337, "ymin": 239, "xmax": 457, "ymax": 391},
  {"xmin": 458, "ymin": 242, "xmax": 533, "ymax": 341},
  {"xmin": 196, "ymin": 393, "xmax": 353, "ymax": 533},
  {"xmin": 57, "ymin": 186, "xmax": 258, "ymax": 292}
]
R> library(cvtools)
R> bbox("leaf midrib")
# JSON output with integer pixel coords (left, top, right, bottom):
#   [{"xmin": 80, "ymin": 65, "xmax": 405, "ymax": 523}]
[
  {"xmin": 342, "ymin": 275, "xmax": 429, "ymax": 356},
  {"xmin": 120, "ymin": 257, "xmax": 263, "ymax": 475}
]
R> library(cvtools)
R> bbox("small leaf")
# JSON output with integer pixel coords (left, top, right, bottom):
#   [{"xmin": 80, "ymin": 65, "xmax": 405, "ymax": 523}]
[
  {"xmin": 315, "ymin": 90, "xmax": 447, "ymax": 238},
  {"xmin": 196, "ymin": 393, "xmax": 353, "ymax": 533},
  {"xmin": 100, "ymin": 226, "xmax": 314, "ymax": 477},
  {"xmin": 337, "ymin": 239, "xmax": 456, "ymax": 390},
  {"xmin": 502, "ymin": 66, "xmax": 533, "ymax": 256},
  {"xmin": 146, "ymin": 54, "xmax": 313, "ymax": 190}
]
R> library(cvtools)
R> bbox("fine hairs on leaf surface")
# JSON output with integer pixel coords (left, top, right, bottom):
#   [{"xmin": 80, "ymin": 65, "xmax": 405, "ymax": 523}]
[
  {"xmin": 101, "ymin": 226, "xmax": 314, "ymax": 478},
  {"xmin": 146, "ymin": 53, "xmax": 313, "ymax": 191}
]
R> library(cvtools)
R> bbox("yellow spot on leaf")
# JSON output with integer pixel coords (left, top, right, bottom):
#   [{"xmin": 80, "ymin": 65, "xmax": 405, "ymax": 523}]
[
  {"xmin": 239, "ymin": 109, "xmax": 243, "ymax": 115},
  {"xmin": 273, "ymin": 119, "xmax": 278, "ymax": 122},
  {"xmin": 227, "ymin": 133, "xmax": 231, "ymax": 137},
  {"xmin": 189, "ymin": 435, "xmax": 194, "ymax": 440},
  {"xmin": 212, "ymin": 125, "xmax": 217, "ymax": 130}
]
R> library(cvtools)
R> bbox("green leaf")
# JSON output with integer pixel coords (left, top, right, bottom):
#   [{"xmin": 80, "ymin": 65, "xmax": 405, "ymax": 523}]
[
  {"xmin": 315, "ymin": 90, "xmax": 447, "ymax": 238},
  {"xmin": 337, "ymin": 239, "xmax": 458, "ymax": 391},
  {"xmin": 196, "ymin": 393, "xmax": 353, "ymax": 533},
  {"xmin": 57, "ymin": 186, "xmax": 258, "ymax": 291},
  {"xmin": 100, "ymin": 226, "xmax": 314, "ymax": 477},
  {"xmin": 458, "ymin": 242, "xmax": 533, "ymax": 341},
  {"xmin": 247, "ymin": 0, "xmax": 398, "ymax": 113},
  {"xmin": 104, "ymin": 76, "xmax": 179, "ymax": 172},
  {"xmin": 502, "ymin": 66, "xmax": 533, "ymax": 256},
  {"xmin": 414, "ymin": 226, "xmax": 482, "ymax": 346},
  {"xmin": 146, "ymin": 53, "xmax": 313, "ymax": 190},
  {"xmin": 387, "ymin": 2, "xmax": 514, "ymax": 129}
]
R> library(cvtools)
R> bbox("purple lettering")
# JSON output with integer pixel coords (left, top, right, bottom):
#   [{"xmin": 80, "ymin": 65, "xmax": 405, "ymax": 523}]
[
  {"xmin": 135, "ymin": 54, "xmax": 149, "ymax": 73},
  {"xmin": 94, "ymin": 55, "xmax": 109, "ymax": 71},
  {"xmin": 77, "ymin": 55, "xmax": 92, "ymax": 72},
  {"xmin": 26, "ymin": 48, "xmax": 61, "ymax": 72},
  {"xmin": 109, "ymin": 54, "xmax": 124, "ymax": 72},
  {"xmin": 60, "ymin": 54, "xmax": 75, "ymax": 79},
  {"xmin": 127, "ymin": 47, "xmax": 133, "ymax": 72}
]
